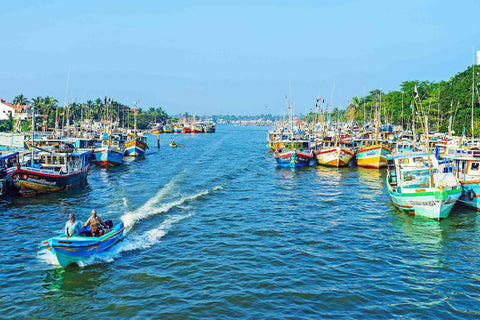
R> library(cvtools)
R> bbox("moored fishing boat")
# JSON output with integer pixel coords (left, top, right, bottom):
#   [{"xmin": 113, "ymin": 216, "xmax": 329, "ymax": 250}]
[
  {"xmin": 444, "ymin": 148, "xmax": 480, "ymax": 210},
  {"xmin": 124, "ymin": 109, "xmax": 149, "ymax": 157},
  {"xmin": 163, "ymin": 125, "xmax": 173, "ymax": 133},
  {"xmin": 93, "ymin": 138, "xmax": 124, "ymax": 168},
  {"xmin": 13, "ymin": 150, "xmax": 90, "ymax": 196},
  {"xmin": 386, "ymin": 153, "xmax": 461, "ymax": 219},
  {"xmin": 274, "ymin": 149, "xmax": 314, "ymax": 168},
  {"xmin": 0, "ymin": 151, "xmax": 21, "ymax": 195},
  {"xmin": 356, "ymin": 142, "xmax": 391, "ymax": 168},
  {"xmin": 173, "ymin": 125, "xmax": 183, "ymax": 133},
  {"xmin": 124, "ymin": 135, "xmax": 148, "ymax": 157},
  {"xmin": 41, "ymin": 222, "xmax": 125, "ymax": 267},
  {"xmin": 315, "ymin": 140, "xmax": 354, "ymax": 167},
  {"xmin": 191, "ymin": 123, "xmax": 203, "ymax": 133},
  {"xmin": 182, "ymin": 123, "xmax": 191, "ymax": 133}
]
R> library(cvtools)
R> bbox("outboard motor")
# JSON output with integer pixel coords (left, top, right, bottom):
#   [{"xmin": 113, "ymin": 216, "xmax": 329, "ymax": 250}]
[{"xmin": 105, "ymin": 220, "xmax": 113, "ymax": 229}]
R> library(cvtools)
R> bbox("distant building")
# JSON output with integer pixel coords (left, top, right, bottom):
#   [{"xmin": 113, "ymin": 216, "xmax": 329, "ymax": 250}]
[
  {"xmin": 477, "ymin": 51, "xmax": 480, "ymax": 65},
  {"xmin": 0, "ymin": 99, "xmax": 32, "ymax": 121}
]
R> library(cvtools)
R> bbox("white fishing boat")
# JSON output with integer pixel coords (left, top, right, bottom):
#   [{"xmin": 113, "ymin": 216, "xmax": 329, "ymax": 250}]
[{"xmin": 386, "ymin": 153, "xmax": 461, "ymax": 219}]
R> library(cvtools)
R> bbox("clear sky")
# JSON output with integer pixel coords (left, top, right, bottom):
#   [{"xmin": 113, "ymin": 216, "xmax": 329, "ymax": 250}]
[{"xmin": 1, "ymin": 0, "xmax": 480, "ymax": 115}]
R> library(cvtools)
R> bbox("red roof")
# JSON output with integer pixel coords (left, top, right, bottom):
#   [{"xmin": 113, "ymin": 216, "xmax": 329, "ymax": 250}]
[{"xmin": 0, "ymin": 100, "xmax": 32, "ymax": 111}]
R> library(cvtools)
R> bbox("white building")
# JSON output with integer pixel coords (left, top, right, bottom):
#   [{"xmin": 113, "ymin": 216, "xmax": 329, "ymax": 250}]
[
  {"xmin": 0, "ymin": 99, "xmax": 32, "ymax": 121},
  {"xmin": 477, "ymin": 51, "xmax": 480, "ymax": 66}
]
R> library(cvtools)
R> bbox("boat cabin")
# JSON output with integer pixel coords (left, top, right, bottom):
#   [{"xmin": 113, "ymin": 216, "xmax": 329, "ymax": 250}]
[
  {"xmin": 444, "ymin": 149, "xmax": 480, "ymax": 182},
  {"xmin": 36, "ymin": 151, "xmax": 90, "ymax": 174}
]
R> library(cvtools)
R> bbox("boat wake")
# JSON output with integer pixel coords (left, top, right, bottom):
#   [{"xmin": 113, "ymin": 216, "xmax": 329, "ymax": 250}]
[
  {"xmin": 121, "ymin": 185, "xmax": 222, "ymax": 232},
  {"xmin": 38, "ymin": 179, "xmax": 222, "ymax": 268},
  {"xmin": 78, "ymin": 212, "xmax": 195, "ymax": 266}
]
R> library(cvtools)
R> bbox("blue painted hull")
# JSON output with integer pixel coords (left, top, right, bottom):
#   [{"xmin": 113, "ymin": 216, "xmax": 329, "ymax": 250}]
[
  {"xmin": 42, "ymin": 223, "xmax": 125, "ymax": 267},
  {"xmin": 458, "ymin": 183, "xmax": 480, "ymax": 210},
  {"xmin": 274, "ymin": 150, "xmax": 313, "ymax": 168},
  {"xmin": 94, "ymin": 147, "xmax": 124, "ymax": 168}
]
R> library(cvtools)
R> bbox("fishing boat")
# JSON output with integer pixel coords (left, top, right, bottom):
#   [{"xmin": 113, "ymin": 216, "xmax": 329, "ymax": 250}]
[
  {"xmin": 182, "ymin": 123, "xmax": 191, "ymax": 133},
  {"xmin": 386, "ymin": 153, "xmax": 461, "ymax": 219},
  {"xmin": 355, "ymin": 141, "xmax": 391, "ymax": 168},
  {"xmin": 163, "ymin": 125, "xmax": 174, "ymax": 133},
  {"xmin": 13, "ymin": 150, "xmax": 90, "ymax": 196},
  {"xmin": 124, "ymin": 109, "xmax": 149, "ymax": 157},
  {"xmin": 124, "ymin": 134, "xmax": 148, "ymax": 157},
  {"xmin": 173, "ymin": 125, "xmax": 183, "ymax": 133},
  {"xmin": 41, "ymin": 222, "xmax": 125, "ymax": 267},
  {"xmin": 0, "ymin": 151, "xmax": 21, "ymax": 196},
  {"xmin": 203, "ymin": 123, "xmax": 215, "ymax": 133},
  {"xmin": 191, "ymin": 123, "xmax": 203, "ymax": 133},
  {"xmin": 274, "ymin": 149, "xmax": 313, "ymax": 168},
  {"xmin": 315, "ymin": 140, "xmax": 354, "ymax": 167},
  {"xmin": 444, "ymin": 148, "xmax": 480, "ymax": 210},
  {"xmin": 93, "ymin": 137, "xmax": 124, "ymax": 168}
]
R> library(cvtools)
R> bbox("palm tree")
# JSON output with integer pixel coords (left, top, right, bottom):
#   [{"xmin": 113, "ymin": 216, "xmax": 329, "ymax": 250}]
[{"xmin": 13, "ymin": 94, "xmax": 29, "ymax": 106}]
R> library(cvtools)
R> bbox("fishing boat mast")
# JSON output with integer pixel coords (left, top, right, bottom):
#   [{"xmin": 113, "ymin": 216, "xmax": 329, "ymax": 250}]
[
  {"xmin": 31, "ymin": 105, "xmax": 35, "ymax": 167},
  {"xmin": 471, "ymin": 46, "xmax": 475, "ymax": 142}
]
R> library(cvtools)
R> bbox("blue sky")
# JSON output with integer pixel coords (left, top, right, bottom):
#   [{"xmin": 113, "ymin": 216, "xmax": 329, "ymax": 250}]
[{"xmin": 1, "ymin": 0, "xmax": 479, "ymax": 115}]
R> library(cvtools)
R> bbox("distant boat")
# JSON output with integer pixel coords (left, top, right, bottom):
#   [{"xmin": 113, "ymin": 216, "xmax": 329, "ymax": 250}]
[
  {"xmin": 182, "ymin": 123, "xmax": 191, "ymax": 133},
  {"xmin": 191, "ymin": 124, "xmax": 203, "ymax": 133},
  {"xmin": 13, "ymin": 150, "xmax": 90, "ymax": 196},
  {"xmin": 173, "ymin": 125, "xmax": 183, "ymax": 133},
  {"xmin": 163, "ymin": 125, "xmax": 174, "ymax": 133},
  {"xmin": 203, "ymin": 123, "xmax": 215, "ymax": 133},
  {"xmin": 41, "ymin": 222, "xmax": 125, "ymax": 267}
]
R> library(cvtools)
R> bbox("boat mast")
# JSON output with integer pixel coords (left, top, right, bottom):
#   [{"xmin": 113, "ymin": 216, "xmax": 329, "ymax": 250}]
[
  {"xmin": 31, "ymin": 105, "xmax": 35, "ymax": 167},
  {"xmin": 472, "ymin": 46, "xmax": 475, "ymax": 142}
]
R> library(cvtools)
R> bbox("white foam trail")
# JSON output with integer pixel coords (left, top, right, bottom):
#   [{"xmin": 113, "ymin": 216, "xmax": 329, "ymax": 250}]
[
  {"xmin": 38, "ymin": 248, "xmax": 60, "ymax": 266},
  {"xmin": 80, "ymin": 212, "xmax": 194, "ymax": 266},
  {"xmin": 121, "ymin": 186, "xmax": 222, "ymax": 232},
  {"xmin": 122, "ymin": 197, "xmax": 129, "ymax": 209}
]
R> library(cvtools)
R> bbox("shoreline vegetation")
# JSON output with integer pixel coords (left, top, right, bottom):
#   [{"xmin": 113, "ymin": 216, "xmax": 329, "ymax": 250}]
[
  {"xmin": 3, "ymin": 64, "xmax": 479, "ymax": 133},
  {"xmin": 305, "ymin": 65, "xmax": 480, "ymax": 136}
]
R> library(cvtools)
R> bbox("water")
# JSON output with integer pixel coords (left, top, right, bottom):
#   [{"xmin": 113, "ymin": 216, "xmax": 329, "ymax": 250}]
[{"xmin": 1, "ymin": 125, "xmax": 480, "ymax": 319}]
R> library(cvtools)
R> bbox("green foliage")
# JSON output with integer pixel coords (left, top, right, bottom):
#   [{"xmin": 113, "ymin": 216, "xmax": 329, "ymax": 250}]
[
  {"xmin": 9, "ymin": 95, "xmax": 171, "ymax": 130},
  {"xmin": 349, "ymin": 65, "xmax": 480, "ymax": 136}
]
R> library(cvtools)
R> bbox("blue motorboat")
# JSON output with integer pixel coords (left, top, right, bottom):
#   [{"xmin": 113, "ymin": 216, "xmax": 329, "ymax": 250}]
[{"xmin": 41, "ymin": 222, "xmax": 125, "ymax": 267}]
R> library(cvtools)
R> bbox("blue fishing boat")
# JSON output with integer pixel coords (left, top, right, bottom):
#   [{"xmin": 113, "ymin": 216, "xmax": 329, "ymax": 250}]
[
  {"xmin": 274, "ymin": 149, "xmax": 313, "ymax": 168},
  {"xmin": 41, "ymin": 222, "xmax": 125, "ymax": 267}
]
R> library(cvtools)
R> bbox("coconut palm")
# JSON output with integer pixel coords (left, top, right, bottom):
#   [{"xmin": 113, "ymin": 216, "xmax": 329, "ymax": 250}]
[{"xmin": 13, "ymin": 94, "xmax": 29, "ymax": 106}]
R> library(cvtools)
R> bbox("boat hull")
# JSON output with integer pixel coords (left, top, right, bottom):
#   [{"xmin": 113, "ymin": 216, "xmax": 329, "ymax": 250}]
[
  {"xmin": 274, "ymin": 150, "xmax": 313, "ymax": 168},
  {"xmin": 315, "ymin": 147, "xmax": 354, "ymax": 167},
  {"xmin": 12, "ymin": 166, "xmax": 89, "ymax": 196},
  {"xmin": 457, "ymin": 182, "xmax": 480, "ymax": 210},
  {"xmin": 388, "ymin": 185, "xmax": 461, "ymax": 219},
  {"xmin": 42, "ymin": 223, "xmax": 124, "ymax": 267},
  {"xmin": 124, "ymin": 139, "xmax": 148, "ymax": 157},
  {"xmin": 356, "ymin": 145, "xmax": 390, "ymax": 168},
  {"xmin": 94, "ymin": 147, "xmax": 124, "ymax": 168}
]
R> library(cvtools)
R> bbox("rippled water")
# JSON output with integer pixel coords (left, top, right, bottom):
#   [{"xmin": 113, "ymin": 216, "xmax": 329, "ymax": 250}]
[{"xmin": 1, "ymin": 125, "xmax": 480, "ymax": 319}]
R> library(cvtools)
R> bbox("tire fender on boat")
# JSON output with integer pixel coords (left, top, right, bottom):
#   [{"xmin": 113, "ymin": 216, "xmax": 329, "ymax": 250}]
[{"xmin": 468, "ymin": 189, "xmax": 476, "ymax": 201}]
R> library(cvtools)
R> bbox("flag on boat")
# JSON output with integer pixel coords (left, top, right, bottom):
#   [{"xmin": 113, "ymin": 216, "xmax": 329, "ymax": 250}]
[{"xmin": 414, "ymin": 85, "xmax": 419, "ymax": 99}]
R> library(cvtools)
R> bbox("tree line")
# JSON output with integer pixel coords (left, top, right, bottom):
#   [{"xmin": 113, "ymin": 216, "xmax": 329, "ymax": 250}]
[
  {"xmin": 304, "ymin": 65, "xmax": 480, "ymax": 136},
  {"xmin": 0, "ymin": 95, "xmax": 171, "ymax": 132}
]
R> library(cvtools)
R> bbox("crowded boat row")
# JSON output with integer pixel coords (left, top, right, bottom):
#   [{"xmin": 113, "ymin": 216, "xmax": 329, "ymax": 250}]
[{"xmin": 268, "ymin": 109, "xmax": 480, "ymax": 220}]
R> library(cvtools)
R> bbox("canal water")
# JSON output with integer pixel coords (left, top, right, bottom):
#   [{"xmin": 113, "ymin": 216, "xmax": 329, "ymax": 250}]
[{"xmin": 1, "ymin": 125, "xmax": 479, "ymax": 319}]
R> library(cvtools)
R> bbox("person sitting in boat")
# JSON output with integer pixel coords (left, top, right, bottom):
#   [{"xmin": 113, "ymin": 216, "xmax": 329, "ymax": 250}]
[
  {"xmin": 170, "ymin": 140, "xmax": 177, "ymax": 147},
  {"xmin": 84, "ymin": 210, "xmax": 108, "ymax": 237},
  {"xmin": 65, "ymin": 213, "xmax": 81, "ymax": 239}
]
